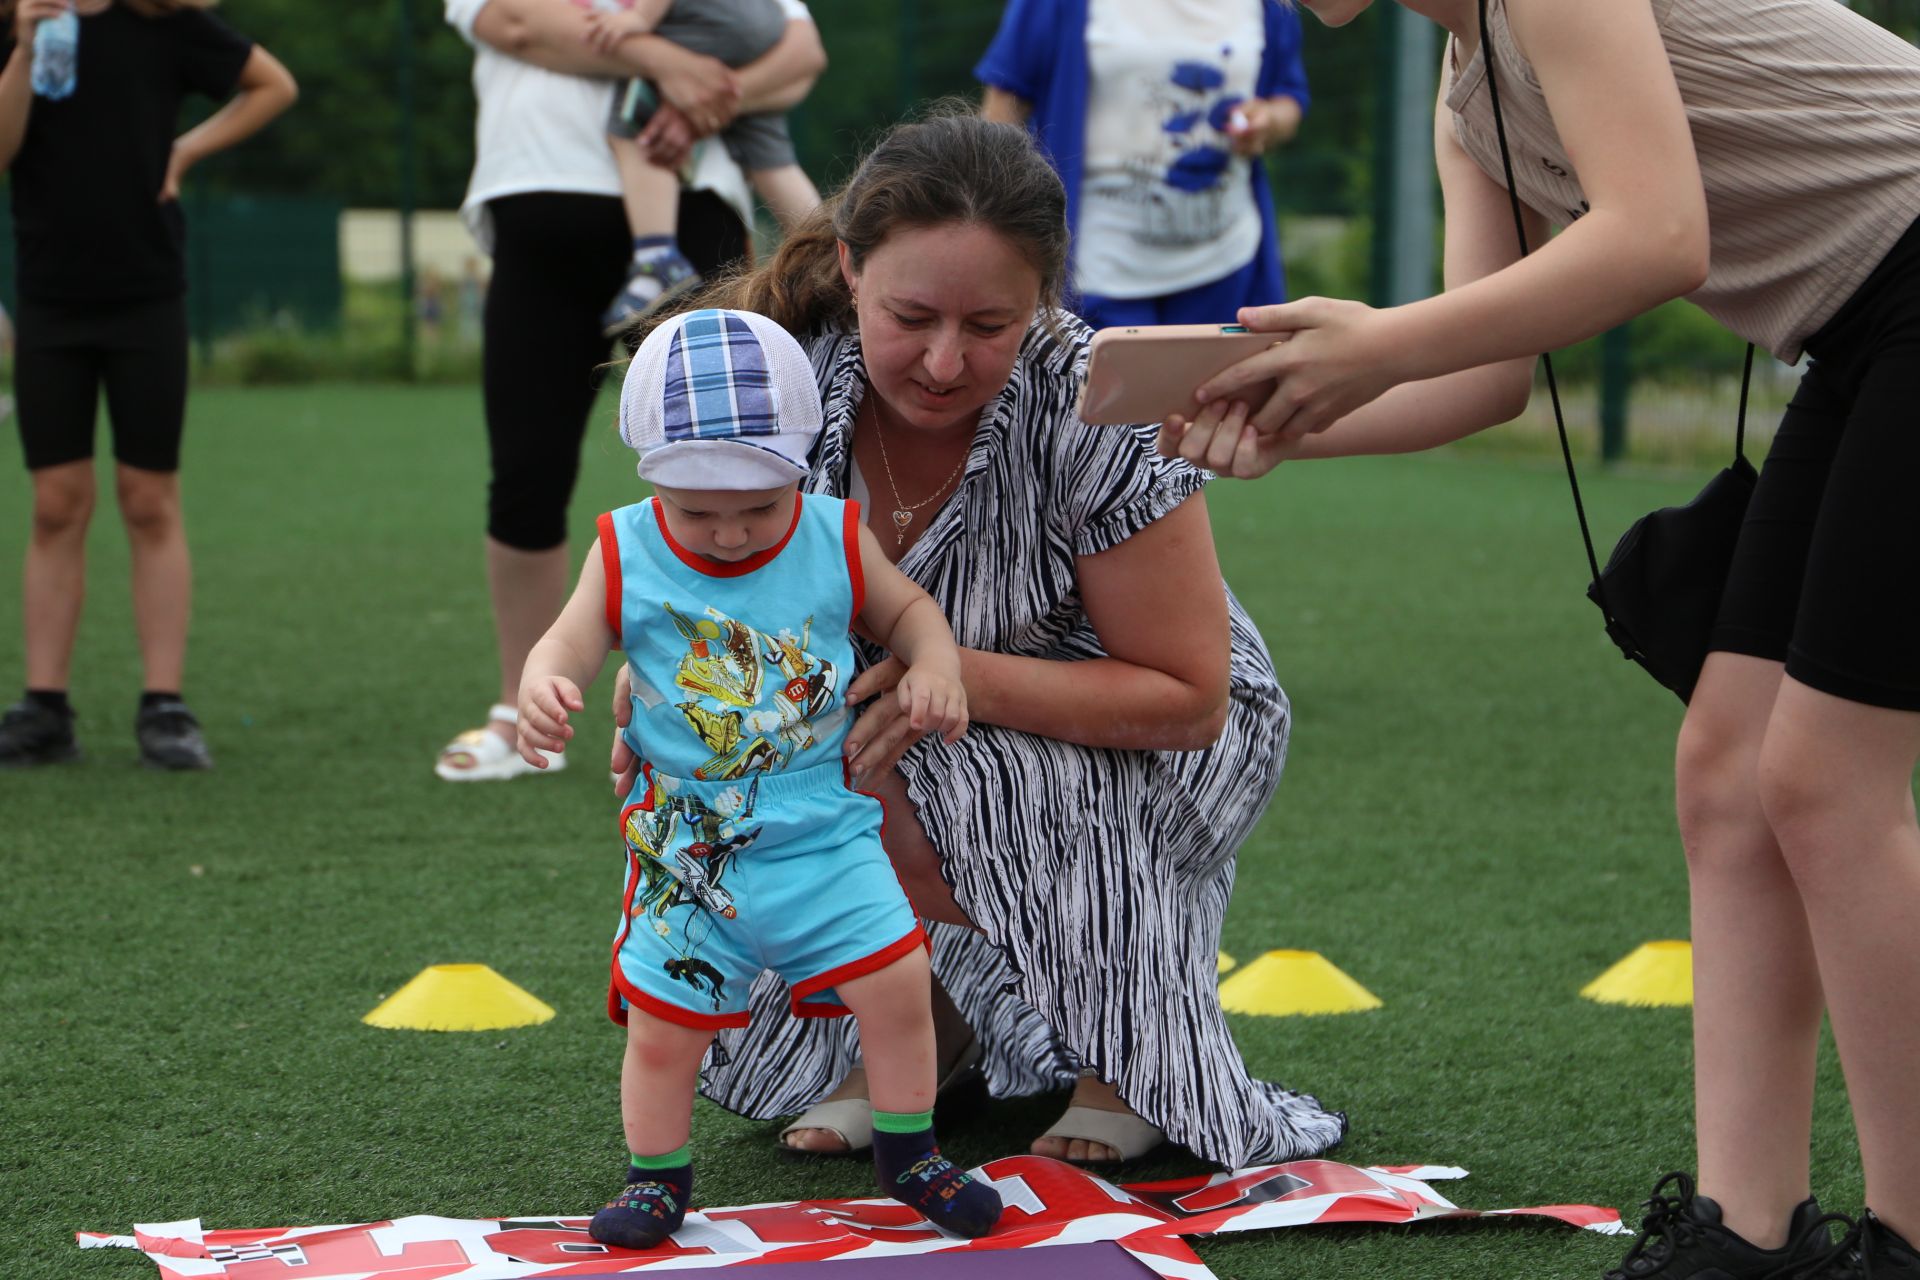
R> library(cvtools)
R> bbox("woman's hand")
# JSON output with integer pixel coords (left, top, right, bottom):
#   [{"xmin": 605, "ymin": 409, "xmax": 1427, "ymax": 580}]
[
  {"xmin": 1223, "ymin": 95, "xmax": 1302, "ymax": 158},
  {"xmin": 647, "ymin": 42, "xmax": 738, "ymax": 137},
  {"xmin": 1156, "ymin": 394, "xmax": 1300, "ymax": 480},
  {"xmin": 610, "ymin": 663, "xmax": 639, "ymax": 797},
  {"xmin": 13, "ymin": 0, "xmax": 67, "ymax": 45},
  {"xmin": 843, "ymin": 656, "xmax": 926, "ymax": 786}
]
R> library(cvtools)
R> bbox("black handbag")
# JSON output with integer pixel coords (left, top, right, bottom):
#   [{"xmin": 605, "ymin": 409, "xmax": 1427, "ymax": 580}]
[{"xmin": 1478, "ymin": 0, "xmax": 1754, "ymax": 704}]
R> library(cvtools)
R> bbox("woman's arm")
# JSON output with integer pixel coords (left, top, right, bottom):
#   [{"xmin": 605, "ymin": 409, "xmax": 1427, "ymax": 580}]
[
  {"xmin": 162, "ymin": 45, "xmax": 297, "ymax": 201},
  {"xmin": 846, "ymin": 495, "xmax": 1232, "ymax": 771},
  {"xmin": 1186, "ymin": 0, "xmax": 1705, "ymax": 456},
  {"xmin": 735, "ymin": 17, "xmax": 825, "ymax": 115},
  {"xmin": 469, "ymin": 0, "xmax": 737, "ymax": 132},
  {"xmin": 0, "ymin": 0, "xmax": 67, "ymax": 171},
  {"xmin": 979, "ymin": 86, "xmax": 1030, "ymax": 126}
]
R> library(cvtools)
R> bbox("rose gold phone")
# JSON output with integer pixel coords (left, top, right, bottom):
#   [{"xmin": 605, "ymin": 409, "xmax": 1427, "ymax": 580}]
[{"xmin": 1075, "ymin": 324, "xmax": 1282, "ymax": 426}]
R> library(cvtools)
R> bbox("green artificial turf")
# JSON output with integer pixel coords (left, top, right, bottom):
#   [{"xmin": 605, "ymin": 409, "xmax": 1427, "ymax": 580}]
[{"xmin": 0, "ymin": 387, "xmax": 1865, "ymax": 1279}]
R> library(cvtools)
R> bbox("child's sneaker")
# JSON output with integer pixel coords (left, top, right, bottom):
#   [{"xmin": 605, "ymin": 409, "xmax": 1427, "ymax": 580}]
[
  {"xmin": 1603, "ymin": 1172, "xmax": 1844, "ymax": 1278},
  {"xmin": 602, "ymin": 249, "xmax": 701, "ymax": 340},
  {"xmin": 1857, "ymin": 1211, "xmax": 1920, "ymax": 1275},
  {"xmin": 0, "ymin": 699, "xmax": 80, "ymax": 767},
  {"xmin": 135, "ymin": 698, "xmax": 213, "ymax": 770}
]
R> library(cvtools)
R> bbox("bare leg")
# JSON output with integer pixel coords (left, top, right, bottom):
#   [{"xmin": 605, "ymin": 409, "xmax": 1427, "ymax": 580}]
[
  {"xmin": 1675, "ymin": 653, "xmax": 1824, "ymax": 1247},
  {"xmin": 746, "ymin": 165, "xmax": 821, "ymax": 233},
  {"xmin": 484, "ymin": 537, "xmax": 569, "ymax": 742},
  {"xmin": 1760, "ymin": 677, "xmax": 1920, "ymax": 1242},
  {"xmin": 619, "ymin": 1007, "xmax": 715, "ymax": 1157},
  {"xmin": 115, "ymin": 464, "xmax": 190, "ymax": 693},
  {"xmin": 612, "ymin": 136, "xmax": 679, "ymax": 240},
  {"xmin": 836, "ymin": 946, "xmax": 937, "ymax": 1116},
  {"xmin": 23, "ymin": 460, "xmax": 94, "ymax": 690}
]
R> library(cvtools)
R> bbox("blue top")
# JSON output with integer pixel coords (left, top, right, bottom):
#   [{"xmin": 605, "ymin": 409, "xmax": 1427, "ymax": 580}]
[
  {"xmin": 975, "ymin": 0, "xmax": 1310, "ymax": 306},
  {"xmin": 599, "ymin": 493, "xmax": 865, "ymax": 785}
]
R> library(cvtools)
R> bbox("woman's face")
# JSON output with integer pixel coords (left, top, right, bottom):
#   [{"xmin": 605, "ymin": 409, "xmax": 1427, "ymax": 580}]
[
  {"xmin": 1295, "ymin": 0, "xmax": 1374, "ymax": 27},
  {"xmin": 842, "ymin": 222, "xmax": 1042, "ymax": 436}
]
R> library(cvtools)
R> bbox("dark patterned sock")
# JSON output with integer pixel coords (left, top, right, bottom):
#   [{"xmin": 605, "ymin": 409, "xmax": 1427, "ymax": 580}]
[
  {"xmin": 587, "ymin": 1154, "xmax": 692, "ymax": 1250},
  {"xmin": 872, "ymin": 1116, "xmax": 1001, "ymax": 1239}
]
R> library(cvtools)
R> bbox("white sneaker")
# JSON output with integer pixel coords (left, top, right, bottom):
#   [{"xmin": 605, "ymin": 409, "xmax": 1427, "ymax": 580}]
[{"xmin": 434, "ymin": 704, "xmax": 566, "ymax": 781}]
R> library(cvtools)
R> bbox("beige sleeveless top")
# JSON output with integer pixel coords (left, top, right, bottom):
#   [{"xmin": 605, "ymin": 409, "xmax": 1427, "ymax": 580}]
[{"xmin": 1446, "ymin": 0, "xmax": 1920, "ymax": 362}]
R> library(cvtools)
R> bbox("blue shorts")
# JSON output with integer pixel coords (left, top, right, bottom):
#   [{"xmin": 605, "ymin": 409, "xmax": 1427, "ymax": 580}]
[
  {"xmin": 606, "ymin": 759, "xmax": 924, "ymax": 1031},
  {"xmin": 1076, "ymin": 250, "xmax": 1270, "ymax": 330}
]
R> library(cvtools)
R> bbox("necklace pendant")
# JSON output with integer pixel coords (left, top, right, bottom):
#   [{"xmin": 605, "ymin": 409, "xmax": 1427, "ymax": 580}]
[{"xmin": 892, "ymin": 509, "xmax": 913, "ymax": 532}]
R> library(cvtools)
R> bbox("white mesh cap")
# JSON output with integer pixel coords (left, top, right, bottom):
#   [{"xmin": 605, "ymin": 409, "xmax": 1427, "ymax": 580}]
[{"xmin": 618, "ymin": 308, "xmax": 823, "ymax": 490}]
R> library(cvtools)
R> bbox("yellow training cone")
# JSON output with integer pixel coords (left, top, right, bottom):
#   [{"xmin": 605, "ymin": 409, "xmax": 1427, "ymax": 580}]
[
  {"xmin": 1217, "ymin": 951, "xmax": 1236, "ymax": 975},
  {"xmin": 363, "ymin": 964, "xmax": 556, "ymax": 1031},
  {"xmin": 1582, "ymin": 941, "xmax": 1693, "ymax": 1008},
  {"xmin": 1218, "ymin": 949, "xmax": 1382, "ymax": 1017}
]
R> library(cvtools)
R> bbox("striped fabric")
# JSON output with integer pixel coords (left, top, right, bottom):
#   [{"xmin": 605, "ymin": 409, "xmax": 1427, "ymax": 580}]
[
  {"xmin": 1446, "ymin": 0, "xmax": 1920, "ymax": 363},
  {"xmin": 663, "ymin": 310, "xmax": 781, "ymax": 442},
  {"xmin": 695, "ymin": 315, "xmax": 1349, "ymax": 1168}
]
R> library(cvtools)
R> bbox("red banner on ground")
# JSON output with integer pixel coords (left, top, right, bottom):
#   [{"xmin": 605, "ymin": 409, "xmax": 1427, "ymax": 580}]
[{"xmin": 77, "ymin": 1155, "xmax": 1625, "ymax": 1280}]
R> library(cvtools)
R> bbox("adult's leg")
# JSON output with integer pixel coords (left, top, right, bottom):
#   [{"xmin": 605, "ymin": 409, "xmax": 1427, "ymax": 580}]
[
  {"xmin": 1675, "ymin": 653, "xmax": 1821, "ymax": 1248},
  {"xmin": 103, "ymin": 305, "xmax": 193, "ymax": 694},
  {"xmin": 1760, "ymin": 684, "xmax": 1920, "ymax": 1241},
  {"xmin": 23, "ymin": 459, "xmax": 95, "ymax": 690},
  {"xmin": 475, "ymin": 194, "xmax": 630, "ymax": 743}
]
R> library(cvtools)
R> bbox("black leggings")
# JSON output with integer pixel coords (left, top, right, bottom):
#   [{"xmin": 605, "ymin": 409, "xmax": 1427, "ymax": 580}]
[
  {"xmin": 481, "ymin": 189, "xmax": 753, "ymax": 550},
  {"xmin": 1709, "ymin": 213, "xmax": 1920, "ymax": 711},
  {"xmin": 14, "ymin": 295, "xmax": 190, "ymax": 473}
]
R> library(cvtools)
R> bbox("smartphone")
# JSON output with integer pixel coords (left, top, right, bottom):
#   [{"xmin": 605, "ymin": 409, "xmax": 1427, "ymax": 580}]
[{"xmin": 1076, "ymin": 324, "xmax": 1281, "ymax": 426}]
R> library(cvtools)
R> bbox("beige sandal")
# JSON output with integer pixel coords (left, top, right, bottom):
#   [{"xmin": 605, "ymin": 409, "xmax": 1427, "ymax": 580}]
[
  {"xmin": 1034, "ymin": 1104, "xmax": 1166, "ymax": 1165},
  {"xmin": 778, "ymin": 1035, "xmax": 983, "ymax": 1157}
]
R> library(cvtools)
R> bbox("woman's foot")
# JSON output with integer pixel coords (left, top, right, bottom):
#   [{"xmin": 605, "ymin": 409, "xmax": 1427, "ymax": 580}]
[
  {"xmin": 1031, "ymin": 1072, "xmax": 1161, "ymax": 1164},
  {"xmin": 781, "ymin": 1066, "xmax": 872, "ymax": 1154}
]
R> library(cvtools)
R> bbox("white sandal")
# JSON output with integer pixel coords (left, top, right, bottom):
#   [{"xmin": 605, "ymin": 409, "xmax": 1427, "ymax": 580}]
[
  {"xmin": 1034, "ymin": 1105, "xmax": 1165, "ymax": 1165},
  {"xmin": 434, "ymin": 704, "xmax": 566, "ymax": 782},
  {"xmin": 778, "ymin": 1035, "xmax": 984, "ymax": 1156}
]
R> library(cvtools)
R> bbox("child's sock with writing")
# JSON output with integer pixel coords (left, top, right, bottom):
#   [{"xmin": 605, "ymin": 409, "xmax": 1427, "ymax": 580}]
[
  {"xmin": 588, "ymin": 1148, "xmax": 692, "ymax": 1250},
  {"xmin": 871, "ymin": 1110, "xmax": 1002, "ymax": 1238}
]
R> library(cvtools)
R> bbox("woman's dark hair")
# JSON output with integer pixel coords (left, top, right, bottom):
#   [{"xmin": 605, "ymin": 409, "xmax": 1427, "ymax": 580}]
[{"xmin": 640, "ymin": 106, "xmax": 1068, "ymax": 342}]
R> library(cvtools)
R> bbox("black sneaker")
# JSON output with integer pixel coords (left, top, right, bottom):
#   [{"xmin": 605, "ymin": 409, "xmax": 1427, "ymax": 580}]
[
  {"xmin": 1605, "ymin": 1172, "xmax": 1844, "ymax": 1278},
  {"xmin": 135, "ymin": 698, "xmax": 213, "ymax": 770},
  {"xmin": 0, "ymin": 699, "xmax": 80, "ymax": 766},
  {"xmin": 1857, "ymin": 1212, "xmax": 1920, "ymax": 1275}
]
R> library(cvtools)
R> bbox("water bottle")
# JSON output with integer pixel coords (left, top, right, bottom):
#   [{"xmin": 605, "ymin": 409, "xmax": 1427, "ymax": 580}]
[{"xmin": 31, "ymin": 9, "xmax": 79, "ymax": 102}]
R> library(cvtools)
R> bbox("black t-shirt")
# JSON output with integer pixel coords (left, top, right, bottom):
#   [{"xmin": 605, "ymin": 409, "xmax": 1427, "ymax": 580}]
[{"xmin": 4, "ymin": 6, "xmax": 252, "ymax": 303}]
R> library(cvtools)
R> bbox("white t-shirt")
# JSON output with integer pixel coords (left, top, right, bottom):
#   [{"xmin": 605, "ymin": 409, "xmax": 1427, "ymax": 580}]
[
  {"xmin": 1076, "ymin": 0, "xmax": 1266, "ymax": 299},
  {"xmin": 445, "ymin": 0, "xmax": 810, "ymax": 253}
]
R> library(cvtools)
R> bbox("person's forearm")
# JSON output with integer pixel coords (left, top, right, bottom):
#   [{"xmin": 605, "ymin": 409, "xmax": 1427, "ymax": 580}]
[
  {"xmin": 173, "ymin": 64, "xmax": 297, "ymax": 177},
  {"xmin": 958, "ymin": 647, "xmax": 1226, "ymax": 752},
  {"xmin": 1377, "ymin": 207, "xmax": 1705, "ymax": 388},
  {"xmin": 472, "ymin": 0, "xmax": 691, "ymax": 80},
  {"xmin": 1288, "ymin": 359, "xmax": 1534, "ymax": 459},
  {"xmin": 884, "ymin": 597, "xmax": 962, "ymax": 680},
  {"xmin": 980, "ymin": 86, "xmax": 1029, "ymax": 126},
  {"xmin": 0, "ymin": 46, "xmax": 35, "ymax": 171},
  {"xmin": 736, "ymin": 20, "xmax": 824, "ymax": 114},
  {"xmin": 523, "ymin": 630, "xmax": 609, "ymax": 700}
]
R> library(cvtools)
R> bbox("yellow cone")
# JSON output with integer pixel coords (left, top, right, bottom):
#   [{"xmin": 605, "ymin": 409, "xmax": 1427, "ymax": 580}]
[
  {"xmin": 363, "ymin": 964, "xmax": 556, "ymax": 1031},
  {"xmin": 1217, "ymin": 951, "xmax": 1236, "ymax": 975},
  {"xmin": 1582, "ymin": 940, "xmax": 1693, "ymax": 1008},
  {"xmin": 1218, "ymin": 949, "xmax": 1382, "ymax": 1017}
]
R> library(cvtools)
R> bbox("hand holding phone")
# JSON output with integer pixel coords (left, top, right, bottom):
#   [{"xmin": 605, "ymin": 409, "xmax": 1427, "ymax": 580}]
[{"xmin": 1076, "ymin": 324, "xmax": 1285, "ymax": 426}]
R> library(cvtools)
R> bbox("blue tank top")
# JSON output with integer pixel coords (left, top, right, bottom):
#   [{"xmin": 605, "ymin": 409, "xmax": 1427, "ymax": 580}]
[{"xmin": 598, "ymin": 493, "xmax": 865, "ymax": 784}]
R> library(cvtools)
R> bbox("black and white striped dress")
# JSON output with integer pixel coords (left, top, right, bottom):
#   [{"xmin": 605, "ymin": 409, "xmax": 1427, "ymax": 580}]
[{"xmin": 697, "ymin": 315, "xmax": 1347, "ymax": 1167}]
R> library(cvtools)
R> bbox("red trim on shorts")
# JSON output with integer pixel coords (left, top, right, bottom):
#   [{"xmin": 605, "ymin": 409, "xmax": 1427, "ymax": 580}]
[
  {"xmin": 787, "ymin": 923, "xmax": 928, "ymax": 1018},
  {"xmin": 844, "ymin": 767, "xmax": 935, "ymax": 959},
  {"xmin": 844, "ymin": 499, "xmax": 866, "ymax": 621},
  {"xmin": 596, "ymin": 511, "xmax": 623, "ymax": 642},
  {"xmin": 609, "ymin": 963, "xmax": 751, "ymax": 1031},
  {"xmin": 652, "ymin": 493, "xmax": 804, "ymax": 578}
]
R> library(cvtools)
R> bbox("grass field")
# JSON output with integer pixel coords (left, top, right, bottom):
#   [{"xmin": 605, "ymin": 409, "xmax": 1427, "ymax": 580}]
[{"xmin": 0, "ymin": 386, "xmax": 1867, "ymax": 1280}]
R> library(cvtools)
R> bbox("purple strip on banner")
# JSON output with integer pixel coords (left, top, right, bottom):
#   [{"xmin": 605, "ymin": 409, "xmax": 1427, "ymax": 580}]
[{"xmin": 553, "ymin": 1241, "xmax": 1164, "ymax": 1279}]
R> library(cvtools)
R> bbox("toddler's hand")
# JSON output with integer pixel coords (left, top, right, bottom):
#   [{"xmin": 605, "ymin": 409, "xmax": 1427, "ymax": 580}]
[
  {"xmin": 896, "ymin": 667, "xmax": 968, "ymax": 745},
  {"xmin": 518, "ymin": 676, "xmax": 584, "ymax": 767},
  {"xmin": 582, "ymin": 8, "xmax": 647, "ymax": 53}
]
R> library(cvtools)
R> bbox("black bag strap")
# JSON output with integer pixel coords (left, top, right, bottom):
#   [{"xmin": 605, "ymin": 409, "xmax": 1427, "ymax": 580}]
[{"xmin": 1474, "ymin": 0, "xmax": 1752, "ymax": 600}]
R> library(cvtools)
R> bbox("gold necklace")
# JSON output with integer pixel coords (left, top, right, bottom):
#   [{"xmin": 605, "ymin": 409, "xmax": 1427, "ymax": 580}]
[{"xmin": 865, "ymin": 397, "xmax": 969, "ymax": 547}]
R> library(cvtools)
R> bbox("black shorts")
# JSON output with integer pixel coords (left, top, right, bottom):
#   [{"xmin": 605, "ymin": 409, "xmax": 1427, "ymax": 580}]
[
  {"xmin": 14, "ymin": 294, "xmax": 190, "ymax": 474},
  {"xmin": 1709, "ymin": 214, "xmax": 1920, "ymax": 711}
]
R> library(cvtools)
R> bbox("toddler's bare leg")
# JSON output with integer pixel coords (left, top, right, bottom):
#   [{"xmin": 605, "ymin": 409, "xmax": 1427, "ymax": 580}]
[
  {"xmin": 747, "ymin": 165, "xmax": 820, "ymax": 234},
  {"xmin": 613, "ymin": 135, "xmax": 680, "ymax": 240},
  {"xmin": 619, "ymin": 1005, "xmax": 715, "ymax": 1155}
]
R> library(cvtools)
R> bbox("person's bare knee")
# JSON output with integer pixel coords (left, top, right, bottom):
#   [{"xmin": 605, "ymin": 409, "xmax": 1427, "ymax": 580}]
[
  {"xmin": 30, "ymin": 463, "xmax": 95, "ymax": 543},
  {"xmin": 1675, "ymin": 655, "xmax": 1786, "ymax": 874},
  {"xmin": 114, "ymin": 465, "xmax": 181, "ymax": 543}
]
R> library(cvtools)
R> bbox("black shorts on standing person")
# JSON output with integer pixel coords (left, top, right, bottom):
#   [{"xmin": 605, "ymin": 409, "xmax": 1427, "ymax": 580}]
[{"xmin": 0, "ymin": 1, "xmax": 292, "ymax": 770}]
